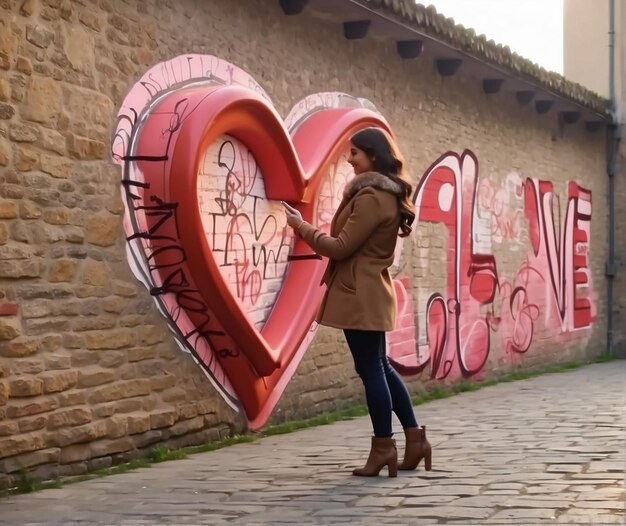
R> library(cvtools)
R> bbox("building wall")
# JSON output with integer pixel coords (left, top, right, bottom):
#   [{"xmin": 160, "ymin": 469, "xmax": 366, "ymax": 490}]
[
  {"xmin": 564, "ymin": 0, "xmax": 610, "ymax": 97},
  {"xmin": 0, "ymin": 0, "xmax": 608, "ymax": 486},
  {"xmin": 564, "ymin": 0, "xmax": 626, "ymax": 351}
]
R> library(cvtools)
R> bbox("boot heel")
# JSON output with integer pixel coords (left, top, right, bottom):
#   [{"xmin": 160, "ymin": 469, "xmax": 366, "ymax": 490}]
[
  {"xmin": 388, "ymin": 459, "xmax": 398, "ymax": 478},
  {"xmin": 424, "ymin": 452, "xmax": 432, "ymax": 471}
]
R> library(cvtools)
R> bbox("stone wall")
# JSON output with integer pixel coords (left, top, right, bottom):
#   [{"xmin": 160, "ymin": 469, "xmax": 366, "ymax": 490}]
[{"xmin": 0, "ymin": 0, "xmax": 609, "ymax": 487}]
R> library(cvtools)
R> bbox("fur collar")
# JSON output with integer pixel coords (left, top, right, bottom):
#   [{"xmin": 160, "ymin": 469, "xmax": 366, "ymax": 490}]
[{"xmin": 343, "ymin": 171, "xmax": 404, "ymax": 199}]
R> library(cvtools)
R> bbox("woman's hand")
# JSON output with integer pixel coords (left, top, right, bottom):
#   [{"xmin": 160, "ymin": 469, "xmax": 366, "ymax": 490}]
[{"xmin": 282, "ymin": 201, "xmax": 303, "ymax": 229}]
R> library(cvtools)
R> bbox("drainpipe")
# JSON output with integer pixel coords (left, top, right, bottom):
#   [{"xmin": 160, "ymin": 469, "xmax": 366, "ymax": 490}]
[{"xmin": 606, "ymin": 0, "xmax": 619, "ymax": 356}]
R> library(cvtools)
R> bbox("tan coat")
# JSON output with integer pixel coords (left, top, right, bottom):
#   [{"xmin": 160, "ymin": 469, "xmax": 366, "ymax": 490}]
[{"xmin": 295, "ymin": 171, "xmax": 403, "ymax": 331}]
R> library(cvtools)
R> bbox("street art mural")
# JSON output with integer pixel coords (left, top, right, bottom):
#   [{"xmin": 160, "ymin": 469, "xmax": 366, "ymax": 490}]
[
  {"xmin": 112, "ymin": 54, "xmax": 387, "ymax": 428},
  {"xmin": 112, "ymin": 54, "xmax": 596, "ymax": 429},
  {"xmin": 387, "ymin": 151, "xmax": 596, "ymax": 379}
]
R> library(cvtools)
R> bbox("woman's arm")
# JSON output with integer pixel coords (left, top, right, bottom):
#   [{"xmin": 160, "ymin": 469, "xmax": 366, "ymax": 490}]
[{"xmin": 286, "ymin": 190, "xmax": 385, "ymax": 260}]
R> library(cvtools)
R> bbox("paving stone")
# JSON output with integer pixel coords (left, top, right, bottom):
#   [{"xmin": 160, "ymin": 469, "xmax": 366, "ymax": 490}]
[
  {"xmin": 490, "ymin": 507, "xmax": 559, "ymax": 520},
  {"xmin": 0, "ymin": 362, "xmax": 624, "ymax": 525}
]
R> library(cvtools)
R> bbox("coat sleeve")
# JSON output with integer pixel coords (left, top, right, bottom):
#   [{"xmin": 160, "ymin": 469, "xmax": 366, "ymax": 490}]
[{"xmin": 295, "ymin": 190, "xmax": 387, "ymax": 260}]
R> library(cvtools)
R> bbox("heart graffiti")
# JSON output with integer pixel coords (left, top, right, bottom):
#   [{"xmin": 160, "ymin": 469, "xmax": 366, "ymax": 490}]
[{"xmin": 112, "ymin": 54, "xmax": 391, "ymax": 429}]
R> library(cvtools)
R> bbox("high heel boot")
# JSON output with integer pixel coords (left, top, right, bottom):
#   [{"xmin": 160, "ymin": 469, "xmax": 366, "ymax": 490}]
[
  {"xmin": 398, "ymin": 425, "xmax": 432, "ymax": 471},
  {"xmin": 352, "ymin": 436, "xmax": 398, "ymax": 477}
]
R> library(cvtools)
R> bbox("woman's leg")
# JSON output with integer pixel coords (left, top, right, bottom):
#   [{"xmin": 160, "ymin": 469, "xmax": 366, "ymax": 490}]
[
  {"xmin": 343, "ymin": 329, "xmax": 393, "ymax": 437},
  {"xmin": 379, "ymin": 333, "xmax": 418, "ymax": 429}
]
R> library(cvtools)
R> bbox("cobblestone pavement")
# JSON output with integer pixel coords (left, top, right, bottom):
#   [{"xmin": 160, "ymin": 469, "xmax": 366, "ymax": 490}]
[{"xmin": 0, "ymin": 361, "xmax": 624, "ymax": 525}]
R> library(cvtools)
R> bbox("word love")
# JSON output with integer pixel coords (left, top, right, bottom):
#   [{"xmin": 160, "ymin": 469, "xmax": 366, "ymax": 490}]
[{"xmin": 388, "ymin": 151, "xmax": 594, "ymax": 380}]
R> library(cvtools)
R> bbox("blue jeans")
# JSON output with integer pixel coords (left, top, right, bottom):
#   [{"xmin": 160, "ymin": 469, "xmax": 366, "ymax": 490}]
[{"xmin": 344, "ymin": 329, "xmax": 418, "ymax": 437}]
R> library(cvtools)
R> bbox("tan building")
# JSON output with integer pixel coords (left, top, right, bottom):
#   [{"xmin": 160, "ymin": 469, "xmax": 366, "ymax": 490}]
[
  {"xmin": 564, "ymin": 0, "xmax": 625, "ymax": 352},
  {"xmin": 0, "ymin": 0, "xmax": 614, "ymax": 487}
]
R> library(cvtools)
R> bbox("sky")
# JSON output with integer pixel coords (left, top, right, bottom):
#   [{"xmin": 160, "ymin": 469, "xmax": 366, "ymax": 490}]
[{"xmin": 421, "ymin": 0, "xmax": 564, "ymax": 74}]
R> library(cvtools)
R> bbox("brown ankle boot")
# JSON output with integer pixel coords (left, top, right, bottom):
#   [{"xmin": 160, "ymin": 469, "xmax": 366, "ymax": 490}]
[
  {"xmin": 352, "ymin": 437, "xmax": 398, "ymax": 477},
  {"xmin": 398, "ymin": 425, "xmax": 432, "ymax": 471}
]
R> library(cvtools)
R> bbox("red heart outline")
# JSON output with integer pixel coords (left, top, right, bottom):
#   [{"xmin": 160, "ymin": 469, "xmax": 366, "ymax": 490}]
[{"xmin": 128, "ymin": 81, "xmax": 390, "ymax": 427}]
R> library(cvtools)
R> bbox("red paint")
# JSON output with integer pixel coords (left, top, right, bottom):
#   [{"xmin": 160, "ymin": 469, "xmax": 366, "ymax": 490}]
[
  {"xmin": 388, "ymin": 150, "xmax": 595, "ymax": 380},
  {"xmin": 122, "ymin": 76, "xmax": 391, "ymax": 427},
  {"xmin": 0, "ymin": 303, "xmax": 18, "ymax": 316}
]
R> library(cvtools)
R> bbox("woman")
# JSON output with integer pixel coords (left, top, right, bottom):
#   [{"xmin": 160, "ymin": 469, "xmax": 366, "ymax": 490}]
[{"xmin": 283, "ymin": 127, "xmax": 432, "ymax": 477}]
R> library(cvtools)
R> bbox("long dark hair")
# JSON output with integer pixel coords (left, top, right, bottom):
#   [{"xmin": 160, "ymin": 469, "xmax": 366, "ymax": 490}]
[{"xmin": 350, "ymin": 127, "xmax": 415, "ymax": 237}]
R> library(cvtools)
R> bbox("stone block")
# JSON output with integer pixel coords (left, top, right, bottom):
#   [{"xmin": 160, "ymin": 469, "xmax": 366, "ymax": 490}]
[
  {"xmin": 23, "ymin": 317, "xmax": 69, "ymax": 335},
  {"xmin": 42, "ymin": 207, "xmax": 71, "ymax": 225},
  {"xmin": 0, "ymin": 421, "xmax": 18, "ymax": 436},
  {"xmin": 26, "ymin": 25, "xmax": 55, "ymax": 49},
  {"xmin": 161, "ymin": 387, "xmax": 187, "ymax": 403},
  {"xmin": 0, "ymin": 336, "xmax": 41, "ymax": 357},
  {"xmin": 0, "ymin": 102, "xmax": 15, "ymax": 119},
  {"xmin": 19, "ymin": 202, "xmax": 42, "ymax": 223},
  {"xmin": 0, "ymin": 137, "xmax": 9, "ymax": 166},
  {"xmin": 15, "ymin": 147, "xmax": 39, "ymax": 171},
  {"xmin": 0, "ymin": 380, "xmax": 7, "ymax": 406},
  {"xmin": 57, "ymin": 390, "xmax": 86, "ymax": 407},
  {"xmin": 44, "ymin": 354, "xmax": 71, "ymax": 370},
  {"xmin": 150, "ymin": 408, "xmax": 178, "ymax": 429},
  {"xmin": 64, "ymin": 26, "xmax": 95, "ymax": 73},
  {"xmin": 0, "ymin": 317, "xmax": 21, "ymax": 340},
  {"xmin": 83, "ymin": 329, "xmax": 135, "ymax": 349},
  {"xmin": 55, "ymin": 420, "xmax": 107, "ymax": 447},
  {"xmin": 70, "ymin": 349, "xmax": 98, "ymax": 367},
  {"xmin": 9, "ymin": 359, "xmax": 44, "ymax": 375},
  {"xmin": 0, "ymin": 200, "xmax": 18, "ymax": 219},
  {"xmin": 0, "ymin": 259, "xmax": 41, "ymax": 279},
  {"xmin": 9, "ymin": 376, "xmax": 44, "ymax": 397},
  {"xmin": 59, "ymin": 444, "xmax": 91, "ymax": 464},
  {"xmin": 64, "ymin": 85, "xmax": 114, "ymax": 136},
  {"xmin": 24, "ymin": 75, "xmax": 61, "ymax": 123},
  {"xmin": 67, "ymin": 133, "xmax": 105, "ymax": 160},
  {"xmin": 0, "ymin": 432, "xmax": 45, "ymax": 459},
  {"xmin": 40, "ymin": 370, "xmax": 78, "ymax": 393},
  {"xmin": 78, "ymin": 366, "xmax": 115, "ymax": 388},
  {"xmin": 78, "ymin": 9, "xmax": 101, "ymax": 31},
  {"xmin": 137, "ymin": 326, "xmax": 165, "ymax": 345},
  {"xmin": 118, "ymin": 315, "xmax": 144, "ymax": 328},
  {"xmin": 0, "ymin": 447, "xmax": 59, "ymax": 473},
  {"xmin": 105, "ymin": 414, "xmax": 128, "ymax": 438},
  {"xmin": 39, "ymin": 127, "xmax": 65, "ymax": 154},
  {"xmin": 85, "ymin": 212, "xmax": 119, "ymax": 246},
  {"xmin": 89, "ymin": 436, "xmax": 134, "ymax": 458},
  {"xmin": 6, "ymin": 397, "xmax": 58, "ymax": 418},
  {"xmin": 0, "ymin": 304, "xmax": 18, "ymax": 317},
  {"xmin": 126, "ymin": 412, "xmax": 151, "ymax": 435},
  {"xmin": 112, "ymin": 280, "xmax": 137, "ymax": 297},
  {"xmin": 20, "ymin": 0, "xmax": 37, "ymax": 17},
  {"xmin": 18, "ymin": 415, "xmax": 47, "ymax": 433},
  {"xmin": 127, "ymin": 346, "xmax": 157, "ymax": 363},
  {"xmin": 47, "ymin": 258, "xmax": 78, "ymax": 282},
  {"xmin": 132, "ymin": 430, "xmax": 162, "ymax": 449},
  {"xmin": 81, "ymin": 259, "xmax": 111, "ymax": 287},
  {"xmin": 9, "ymin": 122, "xmax": 39, "ymax": 142},
  {"xmin": 40, "ymin": 154, "xmax": 73, "ymax": 179},
  {"xmin": 177, "ymin": 403, "xmax": 199, "ymax": 420},
  {"xmin": 15, "ymin": 56, "xmax": 32, "ymax": 75},
  {"xmin": 87, "ymin": 379, "xmax": 151, "ymax": 405},
  {"xmin": 101, "ymin": 296, "xmax": 126, "ymax": 314},
  {"xmin": 98, "ymin": 351, "xmax": 125, "ymax": 368},
  {"xmin": 0, "ymin": 78, "xmax": 9, "ymax": 102},
  {"xmin": 47, "ymin": 407, "xmax": 93, "ymax": 430}
]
